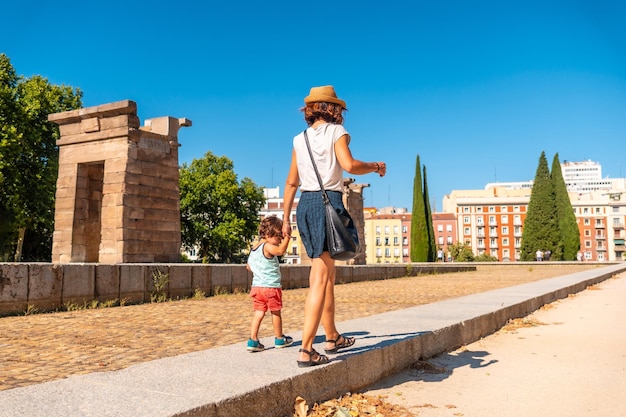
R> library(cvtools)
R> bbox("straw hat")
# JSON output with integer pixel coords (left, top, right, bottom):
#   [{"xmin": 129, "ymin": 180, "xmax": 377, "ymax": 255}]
[{"xmin": 304, "ymin": 85, "xmax": 347, "ymax": 109}]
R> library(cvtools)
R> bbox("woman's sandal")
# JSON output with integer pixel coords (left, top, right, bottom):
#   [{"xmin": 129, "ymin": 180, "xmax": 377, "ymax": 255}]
[
  {"xmin": 297, "ymin": 348, "xmax": 330, "ymax": 368},
  {"xmin": 324, "ymin": 334, "xmax": 356, "ymax": 354}
]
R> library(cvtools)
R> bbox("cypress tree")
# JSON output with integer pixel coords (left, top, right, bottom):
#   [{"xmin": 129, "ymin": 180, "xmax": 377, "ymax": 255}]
[
  {"xmin": 423, "ymin": 165, "xmax": 437, "ymax": 262},
  {"xmin": 410, "ymin": 155, "xmax": 428, "ymax": 261},
  {"xmin": 551, "ymin": 153, "xmax": 580, "ymax": 260},
  {"xmin": 520, "ymin": 151, "xmax": 560, "ymax": 261}
]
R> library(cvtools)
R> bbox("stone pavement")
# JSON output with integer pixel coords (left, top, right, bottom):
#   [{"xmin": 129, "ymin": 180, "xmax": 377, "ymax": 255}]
[{"xmin": 0, "ymin": 263, "xmax": 623, "ymax": 417}]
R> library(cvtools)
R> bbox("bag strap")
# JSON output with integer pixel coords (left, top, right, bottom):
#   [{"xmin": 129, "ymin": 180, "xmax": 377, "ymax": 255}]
[{"xmin": 303, "ymin": 129, "xmax": 331, "ymax": 205}]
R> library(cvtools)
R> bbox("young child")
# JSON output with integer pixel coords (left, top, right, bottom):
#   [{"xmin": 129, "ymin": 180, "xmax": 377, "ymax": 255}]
[{"xmin": 246, "ymin": 215, "xmax": 293, "ymax": 352}]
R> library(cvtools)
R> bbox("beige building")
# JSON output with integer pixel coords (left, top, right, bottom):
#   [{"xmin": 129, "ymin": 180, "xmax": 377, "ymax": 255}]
[{"xmin": 363, "ymin": 212, "xmax": 411, "ymax": 264}]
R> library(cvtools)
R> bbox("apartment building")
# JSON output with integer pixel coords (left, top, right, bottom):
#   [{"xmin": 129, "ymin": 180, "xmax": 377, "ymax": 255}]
[
  {"xmin": 363, "ymin": 212, "xmax": 411, "ymax": 264},
  {"xmin": 442, "ymin": 186, "xmax": 626, "ymax": 262},
  {"xmin": 432, "ymin": 212, "xmax": 458, "ymax": 256},
  {"xmin": 572, "ymin": 191, "xmax": 626, "ymax": 261},
  {"xmin": 443, "ymin": 188, "xmax": 529, "ymax": 261}
]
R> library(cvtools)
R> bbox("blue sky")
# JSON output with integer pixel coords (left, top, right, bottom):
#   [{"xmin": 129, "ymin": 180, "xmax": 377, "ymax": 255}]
[{"xmin": 3, "ymin": 0, "xmax": 625, "ymax": 211}]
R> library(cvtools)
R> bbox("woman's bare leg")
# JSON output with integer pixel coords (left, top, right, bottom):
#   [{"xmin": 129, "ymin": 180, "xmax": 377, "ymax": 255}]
[{"xmin": 298, "ymin": 253, "xmax": 334, "ymax": 361}]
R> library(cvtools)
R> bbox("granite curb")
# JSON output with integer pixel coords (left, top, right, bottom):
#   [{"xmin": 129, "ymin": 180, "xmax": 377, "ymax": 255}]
[{"xmin": 1, "ymin": 263, "xmax": 624, "ymax": 417}]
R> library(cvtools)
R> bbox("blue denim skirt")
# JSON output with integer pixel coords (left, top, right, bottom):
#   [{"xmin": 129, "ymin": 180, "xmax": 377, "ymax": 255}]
[{"xmin": 297, "ymin": 190, "xmax": 348, "ymax": 259}]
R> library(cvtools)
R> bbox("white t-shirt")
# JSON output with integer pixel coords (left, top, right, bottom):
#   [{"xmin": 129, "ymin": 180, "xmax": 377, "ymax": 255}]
[{"xmin": 293, "ymin": 123, "xmax": 348, "ymax": 192}]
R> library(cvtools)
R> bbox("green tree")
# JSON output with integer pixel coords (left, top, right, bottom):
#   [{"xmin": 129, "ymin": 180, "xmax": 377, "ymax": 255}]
[
  {"xmin": 551, "ymin": 153, "xmax": 580, "ymax": 260},
  {"xmin": 423, "ymin": 165, "xmax": 437, "ymax": 261},
  {"xmin": 410, "ymin": 155, "xmax": 428, "ymax": 261},
  {"xmin": 0, "ymin": 54, "xmax": 82, "ymax": 261},
  {"xmin": 179, "ymin": 151, "xmax": 265, "ymax": 263},
  {"xmin": 448, "ymin": 242, "xmax": 474, "ymax": 262},
  {"xmin": 519, "ymin": 151, "xmax": 560, "ymax": 261}
]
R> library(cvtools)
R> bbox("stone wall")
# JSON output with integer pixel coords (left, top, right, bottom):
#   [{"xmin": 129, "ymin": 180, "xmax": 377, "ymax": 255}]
[{"xmin": 0, "ymin": 263, "xmax": 473, "ymax": 316}]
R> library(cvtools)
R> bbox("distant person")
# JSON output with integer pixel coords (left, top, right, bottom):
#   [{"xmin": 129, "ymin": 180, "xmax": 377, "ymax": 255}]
[
  {"xmin": 437, "ymin": 249, "xmax": 444, "ymax": 262},
  {"xmin": 544, "ymin": 250, "xmax": 551, "ymax": 261},
  {"xmin": 246, "ymin": 216, "xmax": 293, "ymax": 352},
  {"xmin": 577, "ymin": 251, "xmax": 583, "ymax": 262},
  {"xmin": 536, "ymin": 249, "xmax": 543, "ymax": 262},
  {"xmin": 282, "ymin": 85, "xmax": 386, "ymax": 367}
]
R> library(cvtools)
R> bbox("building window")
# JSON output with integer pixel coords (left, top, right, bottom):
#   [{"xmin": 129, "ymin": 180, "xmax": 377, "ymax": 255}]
[
  {"xmin": 384, "ymin": 226, "xmax": 390, "ymax": 235},
  {"xmin": 394, "ymin": 225, "xmax": 399, "ymax": 234},
  {"xmin": 464, "ymin": 216, "xmax": 470, "ymax": 224},
  {"xmin": 402, "ymin": 225, "xmax": 408, "ymax": 233},
  {"xmin": 464, "ymin": 227, "xmax": 470, "ymax": 235},
  {"xmin": 376, "ymin": 226, "xmax": 381, "ymax": 234},
  {"xmin": 393, "ymin": 236, "xmax": 399, "ymax": 245},
  {"xmin": 437, "ymin": 224, "xmax": 444, "ymax": 232},
  {"xmin": 476, "ymin": 216, "xmax": 484, "ymax": 225},
  {"xmin": 438, "ymin": 236, "xmax": 444, "ymax": 245},
  {"xmin": 502, "ymin": 238, "xmax": 509, "ymax": 246},
  {"xmin": 447, "ymin": 236, "xmax": 453, "ymax": 244},
  {"xmin": 403, "ymin": 237, "xmax": 408, "ymax": 245},
  {"xmin": 446, "ymin": 224, "xmax": 452, "ymax": 232},
  {"xmin": 375, "ymin": 237, "xmax": 381, "ymax": 245},
  {"xmin": 502, "ymin": 215, "xmax": 508, "ymax": 224},
  {"xmin": 385, "ymin": 248, "xmax": 391, "ymax": 257}
]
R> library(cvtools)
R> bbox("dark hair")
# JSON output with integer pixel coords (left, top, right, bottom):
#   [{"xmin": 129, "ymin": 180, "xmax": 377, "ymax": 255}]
[
  {"xmin": 258, "ymin": 215, "xmax": 283, "ymax": 239},
  {"xmin": 302, "ymin": 102, "xmax": 345, "ymax": 126}
]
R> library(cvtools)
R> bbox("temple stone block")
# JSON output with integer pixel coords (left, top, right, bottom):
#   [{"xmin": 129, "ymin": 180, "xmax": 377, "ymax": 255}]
[{"xmin": 49, "ymin": 100, "xmax": 191, "ymax": 263}]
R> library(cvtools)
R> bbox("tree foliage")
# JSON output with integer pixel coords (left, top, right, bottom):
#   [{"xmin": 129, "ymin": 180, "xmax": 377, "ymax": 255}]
[
  {"xmin": 410, "ymin": 155, "xmax": 436, "ymax": 261},
  {"xmin": 0, "ymin": 54, "xmax": 82, "ymax": 261},
  {"xmin": 448, "ymin": 242, "xmax": 474, "ymax": 262},
  {"xmin": 519, "ymin": 151, "xmax": 560, "ymax": 261},
  {"xmin": 551, "ymin": 153, "xmax": 580, "ymax": 260},
  {"xmin": 179, "ymin": 151, "xmax": 265, "ymax": 263},
  {"xmin": 423, "ymin": 165, "xmax": 437, "ymax": 261}
]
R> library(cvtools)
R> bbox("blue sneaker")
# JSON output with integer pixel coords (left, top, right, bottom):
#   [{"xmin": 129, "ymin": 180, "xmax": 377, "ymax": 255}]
[
  {"xmin": 275, "ymin": 335, "xmax": 293, "ymax": 348},
  {"xmin": 247, "ymin": 339, "xmax": 265, "ymax": 352}
]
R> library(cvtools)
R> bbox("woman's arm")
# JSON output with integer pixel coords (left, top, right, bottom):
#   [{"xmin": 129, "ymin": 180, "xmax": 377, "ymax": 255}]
[
  {"xmin": 335, "ymin": 134, "xmax": 386, "ymax": 177},
  {"xmin": 282, "ymin": 149, "xmax": 300, "ymax": 237}
]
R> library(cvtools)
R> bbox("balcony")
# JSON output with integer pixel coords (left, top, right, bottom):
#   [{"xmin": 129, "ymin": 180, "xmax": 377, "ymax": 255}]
[
  {"xmin": 614, "ymin": 223, "xmax": 625, "ymax": 230},
  {"xmin": 595, "ymin": 234, "xmax": 605, "ymax": 240}
]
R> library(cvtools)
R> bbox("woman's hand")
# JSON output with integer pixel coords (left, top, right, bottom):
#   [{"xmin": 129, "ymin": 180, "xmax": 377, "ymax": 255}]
[{"xmin": 374, "ymin": 161, "xmax": 387, "ymax": 177}]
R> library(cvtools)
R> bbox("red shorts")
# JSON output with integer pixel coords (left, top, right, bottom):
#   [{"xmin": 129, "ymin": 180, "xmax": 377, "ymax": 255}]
[{"xmin": 250, "ymin": 287, "xmax": 283, "ymax": 312}]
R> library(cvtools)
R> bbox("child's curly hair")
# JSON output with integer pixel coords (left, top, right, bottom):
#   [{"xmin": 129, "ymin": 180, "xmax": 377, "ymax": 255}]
[
  {"xmin": 258, "ymin": 215, "xmax": 283, "ymax": 239},
  {"xmin": 302, "ymin": 102, "xmax": 345, "ymax": 126}
]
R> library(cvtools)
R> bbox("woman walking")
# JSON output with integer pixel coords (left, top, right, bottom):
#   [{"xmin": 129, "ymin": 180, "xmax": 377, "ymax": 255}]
[{"xmin": 282, "ymin": 85, "xmax": 386, "ymax": 367}]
